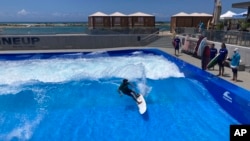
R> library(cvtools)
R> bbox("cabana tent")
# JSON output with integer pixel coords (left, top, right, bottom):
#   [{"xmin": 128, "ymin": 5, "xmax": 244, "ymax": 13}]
[
  {"xmin": 110, "ymin": 12, "xmax": 129, "ymax": 28},
  {"xmin": 128, "ymin": 12, "xmax": 155, "ymax": 27},
  {"xmin": 220, "ymin": 11, "xmax": 236, "ymax": 19},
  {"xmin": 170, "ymin": 12, "xmax": 212, "ymax": 33},
  {"xmin": 88, "ymin": 11, "xmax": 156, "ymax": 34},
  {"xmin": 88, "ymin": 12, "xmax": 110, "ymax": 29}
]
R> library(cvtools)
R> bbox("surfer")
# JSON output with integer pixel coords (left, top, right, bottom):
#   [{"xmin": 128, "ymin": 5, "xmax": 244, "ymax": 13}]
[{"xmin": 118, "ymin": 79, "xmax": 142, "ymax": 104}]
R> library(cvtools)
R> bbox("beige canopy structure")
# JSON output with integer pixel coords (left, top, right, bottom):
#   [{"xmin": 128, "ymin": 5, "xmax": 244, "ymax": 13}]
[
  {"xmin": 170, "ymin": 12, "xmax": 212, "ymax": 33},
  {"xmin": 110, "ymin": 12, "xmax": 129, "ymax": 28},
  {"xmin": 88, "ymin": 11, "xmax": 155, "ymax": 29},
  {"xmin": 88, "ymin": 12, "xmax": 110, "ymax": 29},
  {"xmin": 128, "ymin": 12, "xmax": 155, "ymax": 27}
]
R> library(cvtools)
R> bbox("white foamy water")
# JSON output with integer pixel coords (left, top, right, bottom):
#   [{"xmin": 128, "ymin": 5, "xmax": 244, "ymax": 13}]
[
  {"xmin": 0, "ymin": 54, "xmax": 184, "ymax": 85},
  {"xmin": 3, "ymin": 114, "xmax": 43, "ymax": 141}
]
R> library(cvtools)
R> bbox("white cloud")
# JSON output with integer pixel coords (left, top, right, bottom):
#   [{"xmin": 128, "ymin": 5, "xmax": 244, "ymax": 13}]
[
  {"xmin": 17, "ymin": 9, "xmax": 29, "ymax": 16},
  {"xmin": 52, "ymin": 12, "xmax": 72, "ymax": 17},
  {"xmin": 52, "ymin": 12, "xmax": 61, "ymax": 17}
]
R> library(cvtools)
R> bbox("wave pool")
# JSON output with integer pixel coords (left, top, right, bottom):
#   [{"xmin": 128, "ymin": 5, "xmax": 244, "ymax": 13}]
[{"xmin": 0, "ymin": 49, "xmax": 240, "ymax": 141}]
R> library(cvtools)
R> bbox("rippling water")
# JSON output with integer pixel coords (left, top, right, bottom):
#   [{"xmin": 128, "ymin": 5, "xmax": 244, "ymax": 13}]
[{"xmin": 0, "ymin": 22, "xmax": 170, "ymax": 35}]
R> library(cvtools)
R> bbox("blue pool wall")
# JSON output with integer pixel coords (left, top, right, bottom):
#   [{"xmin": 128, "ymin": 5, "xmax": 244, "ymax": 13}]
[
  {"xmin": 147, "ymin": 48, "xmax": 250, "ymax": 124},
  {"xmin": 1, "ymin": 48, "xmax": 250, "ymax": 124}
]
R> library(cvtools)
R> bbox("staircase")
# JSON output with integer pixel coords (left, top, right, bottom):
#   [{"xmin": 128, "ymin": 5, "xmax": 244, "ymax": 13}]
[{"xmin": 144, "ymin": 35, "xmax": 173, "ymax": 48}]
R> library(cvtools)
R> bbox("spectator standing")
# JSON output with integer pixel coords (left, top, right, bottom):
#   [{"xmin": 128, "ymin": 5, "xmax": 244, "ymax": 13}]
[
  {"xmin": 217, "ymin": 43, "xmax": 228, "ymax": 76},
  {"xmin": 201, "ymin": 45, "xmax": 210, "ymax": 70},
  {"xmin": 230, "ymin": 48, "xmax": 241, "ymax": 82},
  {"xmin": 237, "ymin": 22, "xmax": 241, "ymax": 30},
  {"xmin": 173, "ymin": 36, "xmax": 181, "ymax": 56},
  {"xmin": 198, "ymin": 21, "xmax": 205, "ymax": 33},
  {"xmin": 209, "ymin": 43, "xmax": 218, "ymax": 70}
]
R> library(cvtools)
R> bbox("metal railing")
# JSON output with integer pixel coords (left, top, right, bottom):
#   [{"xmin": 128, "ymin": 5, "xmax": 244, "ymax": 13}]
[{"xmin": 175, "ymin": 27, "xmax": 250, "ymax": 47}]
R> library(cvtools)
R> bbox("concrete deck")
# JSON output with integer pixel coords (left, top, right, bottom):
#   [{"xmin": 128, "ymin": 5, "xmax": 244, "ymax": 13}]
[{"xmin": 157, "ymin": 47, "xmax": 250, "ymax": 91}]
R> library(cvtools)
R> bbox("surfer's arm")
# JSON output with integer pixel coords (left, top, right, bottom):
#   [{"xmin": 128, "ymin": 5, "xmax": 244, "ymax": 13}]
[
  {"xmin": 117, "ymin": 89, "xmax": 122, "ymax": 96},
  {"xmin": 128, "ymin": 82, "xmax": 135, "ymax": 88}
]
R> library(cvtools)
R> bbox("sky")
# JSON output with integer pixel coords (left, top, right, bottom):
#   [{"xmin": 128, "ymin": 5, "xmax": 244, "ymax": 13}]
[{"xmin": 0, "ymin": 0, "xmax": 247, "ymax": 22}]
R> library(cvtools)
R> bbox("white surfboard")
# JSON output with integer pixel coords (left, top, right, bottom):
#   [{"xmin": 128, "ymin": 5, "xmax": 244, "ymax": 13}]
[
  {"xmin": 137, "ymin": 94, "xmax": 147, "ymax": 114},
  {"xmin": 197, "ymin": 37, "xmax": 207, "ymax": 57}
]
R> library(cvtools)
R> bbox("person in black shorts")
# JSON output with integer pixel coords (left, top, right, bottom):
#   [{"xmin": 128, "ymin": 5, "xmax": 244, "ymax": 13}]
[
  {"xmin": 173, "ymin": 36, "xmax": 181, "ymax": 56},
  {"xmin": 209, "ymin": 43, "xmax": 218, "ymax": 70},
  {"xmin": 118, "ymin": 79, "xmax": 142, "ymax": 104},
  {"xmin": 217, "ymin": 43, "xmax": 228, "ymax": 76}
]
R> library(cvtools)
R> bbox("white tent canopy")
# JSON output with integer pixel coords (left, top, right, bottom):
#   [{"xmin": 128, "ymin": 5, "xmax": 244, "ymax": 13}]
[
  {"xmin": 110, "ymin": 12, "xmax": 127, "ymax": 16},
  {"xmin": 89, "ymin": 12, "xmax": 109, "ymax": 17},
  {"xmin": 232, "ymin": 11, "xmax": 247, "ymax": 19},
  {"xmin": 172, "ymin": 12, "xmax": 212, "ymax": 17},
  {"xmin": 220, "ymin": 11, "xmax": 236, "ymax": 19},
  {"xmin": 128, "ymin": 12, "xmax": 153, "ymax": 16}
]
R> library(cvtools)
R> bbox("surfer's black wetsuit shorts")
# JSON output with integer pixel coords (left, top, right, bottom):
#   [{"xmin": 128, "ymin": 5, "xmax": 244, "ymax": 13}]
[{"xmin": 122, "ymin": 89, "xmax": 133, "ymax": 96}]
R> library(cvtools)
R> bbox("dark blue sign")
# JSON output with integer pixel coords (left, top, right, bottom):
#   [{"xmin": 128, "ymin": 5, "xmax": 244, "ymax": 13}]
[{"xmin": 0, "ymin": 37, "xmax": 40, "ymax": 45}]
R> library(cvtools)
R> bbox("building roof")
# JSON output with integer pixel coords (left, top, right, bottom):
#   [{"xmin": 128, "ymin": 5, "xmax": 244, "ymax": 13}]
[
  {"xmin": 89, "ymin": 11, "xmax": 154, "ymax": 17},
  {"xmin": 89, "ymin": 12, "xmax": 109, "ymax": 17},
  {"xmin": 199, "ymin": 13, "xmax": 213, "ymax": 16},
  {"xmin": 109, "ymin": 12, "xmax": 127, "ymax": 16},
  {"xmin": 189, "ymin": 12, "xmax": 201, "ymax": 16},
  {"xmin": 189, "ymin": 12, "xmax": 212, "ymax": 16},
  {"xmin": 232, "ymin": 2, "xmax": 250, "ymax": 9},
  {"xmin": 172, "ymin": 12, "xmax": 189, "ymax": 17},
  {"xmin": 128, "ymin": 12, "xmax": 154, "ymax": 16},
  {"xmin": 172, "ymin": 12, "xmax": 212, "ymax": 17}
]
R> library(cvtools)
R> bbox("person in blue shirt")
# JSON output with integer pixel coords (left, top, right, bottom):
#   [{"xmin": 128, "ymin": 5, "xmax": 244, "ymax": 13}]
[
  {"xmin": 217, "ymin": 43, "xmax": 228, "ymax": 76},
  {"xmin": 198, "ymin": 21, "xmax": 205, "ymax": 33},
  {"xmin": 209, "ymin": 43, "xmax": 218, "ymax": 70},
  {"xmin": 173, "ymin": 36, "xmax": 181, "ymax": 56},
  {"xmin": 230, "ymin": 48, "xmax": 241, "ymax": 82}
]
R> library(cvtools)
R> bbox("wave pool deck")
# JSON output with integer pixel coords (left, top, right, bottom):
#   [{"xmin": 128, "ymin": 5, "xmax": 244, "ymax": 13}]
[{"xmin": 0, "ymin": 48, "xmax": 249, "ymax": 141}]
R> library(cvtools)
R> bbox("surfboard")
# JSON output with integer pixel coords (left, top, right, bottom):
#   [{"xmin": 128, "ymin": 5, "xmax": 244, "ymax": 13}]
[
  {"xmin": 207, "ymin": 53, "xmax": 219, "ymax": 68},
  {"xmin": 137, "ymin": 94, "xmax": 147, "ymax": 114},
  {"xmin": 182, "ymin": 35, "xmax": 190, "ymax": 53},
  {"xmin": 197, "ymin": 37, "xmax": 207, "ymax": 57},
  {"xmin": 194, "ymin": 36, "xmax": 204, "ymax": 56},
  {"xmin": 172, "ymin": 40, "xmax": 175, "ymax": 48}
]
